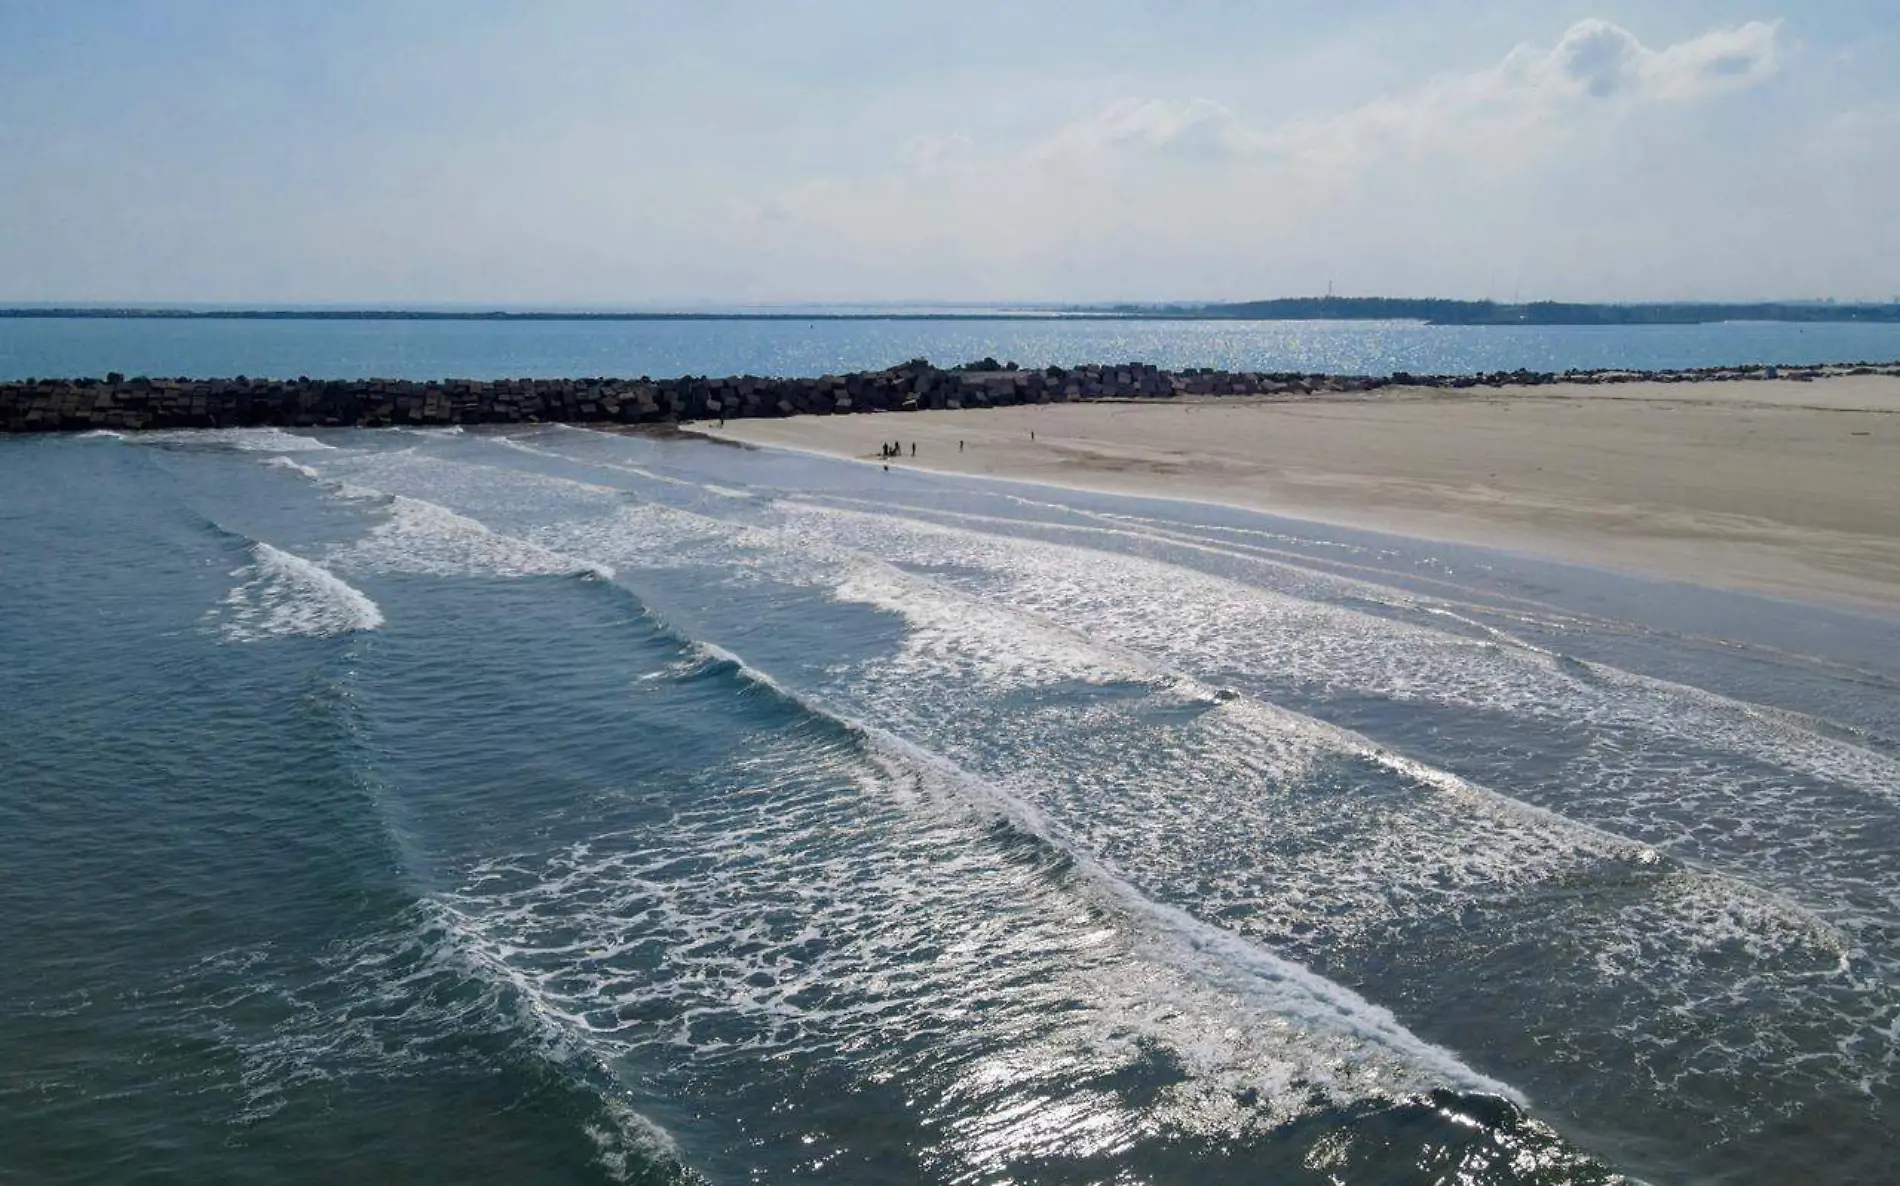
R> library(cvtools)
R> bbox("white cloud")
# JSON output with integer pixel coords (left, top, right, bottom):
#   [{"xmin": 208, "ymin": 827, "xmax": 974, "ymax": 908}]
[
  {"xmin": 1027, "ymin": 98, "xmax": 1266, "ymax": 163},
  {"xmin": 1017, "ymin": 19, "xmax": 1782, "ymax": 176},
  {"xmin": 897, "ymin": 132, "xmax": 977, "ymax": 174},
  {"xmin": 1638, "ymin": 19, "xmax": 1782, "ymax": 98},
  {"xmin": 1487, "ymin": 16, "xmax": 1781, "ymax": 105},
  {"xmin": 731, "ymin": 19, "xmax": 1823, "ymax": 300}
]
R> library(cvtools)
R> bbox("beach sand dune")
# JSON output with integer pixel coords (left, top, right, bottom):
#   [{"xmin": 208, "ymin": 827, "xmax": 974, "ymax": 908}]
[{"xmin": 700, "ymin": 376, "xmax": 1900, "ymax": 612}]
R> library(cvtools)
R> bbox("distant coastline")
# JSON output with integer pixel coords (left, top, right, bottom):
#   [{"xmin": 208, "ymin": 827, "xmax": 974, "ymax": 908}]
[
  {"xmin": 1141, "ymin": 298, "xmax": 1900, "ymax": 326},
  {"xmin": 5, "ymin": 298, "xmax": 1900, "ymax": 326}
]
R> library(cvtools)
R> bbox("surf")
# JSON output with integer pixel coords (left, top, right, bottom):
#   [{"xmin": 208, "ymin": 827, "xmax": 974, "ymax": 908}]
[{"xmin": 213, "ymin": 539, "xmax": 385, "ymax": 643}]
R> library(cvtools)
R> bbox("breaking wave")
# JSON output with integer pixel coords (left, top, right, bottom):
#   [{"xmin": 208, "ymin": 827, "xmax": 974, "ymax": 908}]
[{"xmin": 213, "ymin": 540, "xmax": 385, "ymax": 643}]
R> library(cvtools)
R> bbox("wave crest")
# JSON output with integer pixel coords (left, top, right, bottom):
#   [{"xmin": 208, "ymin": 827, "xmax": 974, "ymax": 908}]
[{"xmin": 213, "ymin": 541, "xmax": 385, "ymax": 643}]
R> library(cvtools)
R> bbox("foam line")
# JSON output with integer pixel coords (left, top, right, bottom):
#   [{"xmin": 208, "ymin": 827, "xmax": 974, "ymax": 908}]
[
  {"xmin": 517, "ymin": 471, "xmax": 1851, "ymax": 930},
  {"xmin": 665, "ymin": 628, "xmax": 1525, "ymax": 1103},
  {"xmin": 264, "ymin": 455, "xmax": 323, "ymax": 480},
  {"xmin": 487, "ymin": 432, "xmax": 699, "ymax": 489},
  {"xmin": 331, "ymin": 492, "xmax": 615, "ymax": 581},
  {"xmin": 785, "ymin": 501, "xmax": 1900, "ymax": 803},
  {"xmin": 215, "ymin": 540, "xmax": 385, "ymax": 642},
  {"xmin": 409, "ymin": 457, "xmax": 1873, "ymax": 954},
  {"xmin": 812, "ymin": 528, "xmax": 1856, "ymax": 943},
  {"xmin": 136, "ymin": 427, "xmax": 337, "ymax": 452}
]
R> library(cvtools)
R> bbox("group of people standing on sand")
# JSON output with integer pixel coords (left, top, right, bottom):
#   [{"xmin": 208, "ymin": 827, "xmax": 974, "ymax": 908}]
[
  {"xmin": 877, "ymin": 437, "xmax": 978, "ymax": 470},
  {"xmin": 878, "ymin": 439, "xmax": 972, "ymax": 460}
]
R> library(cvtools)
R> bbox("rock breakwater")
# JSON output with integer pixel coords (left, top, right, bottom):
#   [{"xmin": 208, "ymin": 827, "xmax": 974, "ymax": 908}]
[{"xmin": 4, "ymin": 358, "xmax": 1897, "ymax": 434}]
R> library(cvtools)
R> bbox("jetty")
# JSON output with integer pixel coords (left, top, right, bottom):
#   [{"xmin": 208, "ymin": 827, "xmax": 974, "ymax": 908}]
[{"xmin": 4, "ymin": 357, "xmax": 1898, "ymax": 434}]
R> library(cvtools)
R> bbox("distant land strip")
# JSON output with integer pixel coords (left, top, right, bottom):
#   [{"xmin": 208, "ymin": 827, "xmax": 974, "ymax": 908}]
[
  {"xmin": 6, "ymin": 298, "xmax": 1900, "ymax": 325},
  {"xmin": 7, "ymin": 357, "xmax": 1900, "ymax": 434}
]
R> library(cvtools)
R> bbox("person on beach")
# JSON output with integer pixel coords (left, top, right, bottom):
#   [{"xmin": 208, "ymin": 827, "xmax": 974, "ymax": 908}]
[
  {"xmin": 959, "ymin": 440, "xmax": 964, "ymax": 452},
  {"xmin": 910, "ymin": 442, "xmax": 916, "ymax": 457}
]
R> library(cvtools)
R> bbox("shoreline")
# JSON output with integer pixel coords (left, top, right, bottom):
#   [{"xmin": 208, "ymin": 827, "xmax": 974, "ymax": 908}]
[
  {"xmin": 691, "ymin": 375, "xmax": 1900, "ymax": 616},
  {"xmin": 7, "ymin": 357, "xmax": 1900, "ymax": 434},
  {"xmin": 10, "ymin": 357, "xmax": 1898, "ymax": 614}
]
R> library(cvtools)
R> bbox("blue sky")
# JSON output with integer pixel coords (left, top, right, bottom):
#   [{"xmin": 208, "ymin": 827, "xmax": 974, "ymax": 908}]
[{"xmin": 2, "ymin": 1, "xmax": 1895, "ymax": 304}]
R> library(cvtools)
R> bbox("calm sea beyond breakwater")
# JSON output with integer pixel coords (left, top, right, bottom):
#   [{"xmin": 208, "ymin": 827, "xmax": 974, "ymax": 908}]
[
  {"xmin": 6, "ymin": 317, "xmax": 1900, "ymax": 1186},
  {"xmin": 12, "ymin": 314, "xmax": 1900, "ymax": 384}
]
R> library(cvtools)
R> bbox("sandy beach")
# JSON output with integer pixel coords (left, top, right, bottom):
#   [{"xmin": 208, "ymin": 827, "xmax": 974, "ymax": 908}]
[{"xmin": 699, "ymin": 376, "xmax": 1900, "ymax": 612}]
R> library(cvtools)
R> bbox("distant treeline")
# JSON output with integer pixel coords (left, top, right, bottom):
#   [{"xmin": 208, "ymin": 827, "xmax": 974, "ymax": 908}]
[{"xmin": 3, "ymin": 299, "xmax": 1899, "ymax": 325}]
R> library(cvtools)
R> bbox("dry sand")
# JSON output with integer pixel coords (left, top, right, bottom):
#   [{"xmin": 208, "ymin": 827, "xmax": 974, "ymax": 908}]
[{"xmin": 695, "ymin": 375, "xmax": 1900, "ymax": 613}]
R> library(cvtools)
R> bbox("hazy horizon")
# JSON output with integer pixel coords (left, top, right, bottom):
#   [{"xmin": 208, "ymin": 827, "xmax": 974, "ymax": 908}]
[
  {"xmin": 4, "ymin": 2, "xmax": 1897, "ymax": 306},
  {"xmin": 3, "ymin": 294, "xmax": 1899, "ymax": 314}
]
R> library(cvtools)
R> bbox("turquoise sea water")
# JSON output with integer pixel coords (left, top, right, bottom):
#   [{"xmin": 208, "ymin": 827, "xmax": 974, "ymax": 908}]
[
  {"xmin": 5, "ymin": 418, "xmax": 1900, "ymax": 1185},
  {"xmin": 6, "ymin": 315, "xmax": 1900, "ymax": 380}
]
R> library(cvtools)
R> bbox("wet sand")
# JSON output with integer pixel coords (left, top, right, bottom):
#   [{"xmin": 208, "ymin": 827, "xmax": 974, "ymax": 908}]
[{"xmin": 696, "ymin": 376, "xmax": 1900, "ymax": 613}]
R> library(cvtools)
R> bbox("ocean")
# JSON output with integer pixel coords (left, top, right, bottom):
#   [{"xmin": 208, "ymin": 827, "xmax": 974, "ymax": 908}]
[
  {"xmin": 4, "ymin": 319, "xmax": 1900, "ymax": 1185},
  {"xmin": 7, "ymin": 314, "xmax": 1900, "ymax": 380}
]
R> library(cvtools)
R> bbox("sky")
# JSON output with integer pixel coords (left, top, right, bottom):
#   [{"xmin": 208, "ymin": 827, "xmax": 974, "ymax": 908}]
[{"xmin": 2, "ymin": 1, "xmax": 1896, "ymax": 305}]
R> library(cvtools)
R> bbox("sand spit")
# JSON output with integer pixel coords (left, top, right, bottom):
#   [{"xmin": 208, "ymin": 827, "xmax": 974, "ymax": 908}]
[{"xmin": 698, "ymin": 375, "xmax": 1900, "ymax": 614}]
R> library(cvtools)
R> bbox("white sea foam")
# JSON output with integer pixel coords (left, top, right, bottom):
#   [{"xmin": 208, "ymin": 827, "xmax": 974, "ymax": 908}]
[
  {"xmin": 804, "ymin": 537, "xmax": 1666, "ymax": 914},
  {"xmin": 802, "ymin": 493, "xmax": 1439, "ymax": 614},
  {"xmin": 224, "ymin": 433, "xmax": 1900, "ymax": 1098},
  {"xmin": 397, "ymin": 464, "xmax": 1879, "ymax": 961},
  {"xmin": 662, "ymin": 633, "xmax": 1523, "ymax": 1098},
  {"xmin": 630, "ymin": 500, "xmax": 1885, "ymax": 1081},
  {"xmin": 330, "ymin": 481, "xmax": 388, "ymax": 503},
  {"xmin": 174, "ymin": 434, "xmax": 1900, "ymax": 1165},
  {"xmin": 138, "ymin": 427, "xmax": 338, "ymax": 452},
  {"xmin": 489, "ymin": 433, "xmax": 698, "ymax": 490},
  {"xmin": 331, "ymin": 494, "xmax": 615, "ymax": 581},
  {"xmin": 426, "ymin": 730, "xmax": 1513, "ymax": 1178},
  {"xmin": 318, "ymin": 439, "xmax": 1900, "ymax": 1156},
  {"xmin": 169, "ymin": 902, "xmax": 691, "ymax": 1185},
  {"xmin": 264, "ymin": 455, "xmax": 323, "ymax": 480},
  {"xmin": 857, "ymin": 727, "xmax": 1525, "ymax": 1102},
  {"xmin": 834, "ymin": 560, "xmax": 1149, "ymax": 692},
  {"xmin": 214, "ymin": 541, "xmax": 385, "ymax": 642},
  {"xmin": 742, "ymin": 497, "xmax": 1900, "ymax": 1084},
  {"xmin": 194, "ymin": 718, "xmax": 1512, "ymax": 1178},
  {"xmin": 783, "ymin": 501, "xmax": 1900, "ymax": 813},
  {"xmin": 529, "ymin": 485, "xmax": 1847, "ymax": 932}
]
